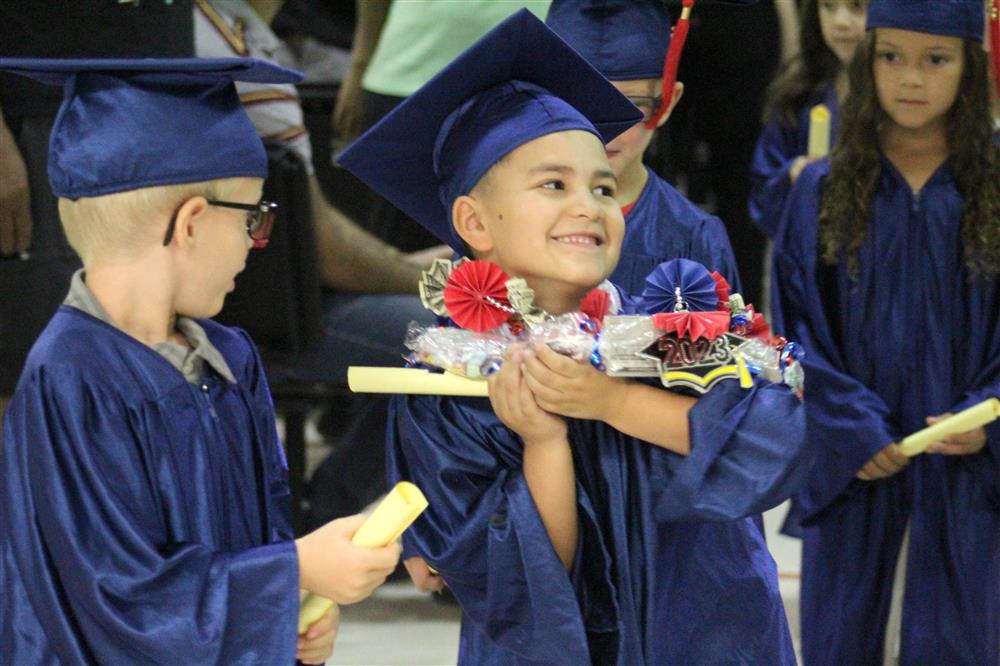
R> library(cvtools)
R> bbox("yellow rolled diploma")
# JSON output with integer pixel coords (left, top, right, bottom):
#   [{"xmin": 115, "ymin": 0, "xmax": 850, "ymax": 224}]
[
  {"xmin": 898, "ymin": 397, "xmax": 1000, "ymax": 457},
  {"xmin": 807, "ymin": 104, "xmax": 832, "ymax": 158},
  {"xmin": 348, "ymin": 366, "xmax": 489, "ymax": 397},
  {"xmin": 297, "ymin": 482, "xmax": 429, "ymax": 633}
]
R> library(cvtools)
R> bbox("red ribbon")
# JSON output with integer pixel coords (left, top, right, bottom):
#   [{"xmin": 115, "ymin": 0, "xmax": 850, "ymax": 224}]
[{"xmin": 646, "ymin": 0, "xmax": 695, "ymax": 129}]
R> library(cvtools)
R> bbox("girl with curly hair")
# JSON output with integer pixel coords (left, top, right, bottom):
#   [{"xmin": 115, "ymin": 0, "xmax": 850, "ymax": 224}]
[
  {"xmin": 771, "ymin": 0, "xmax": 1000, "ymax": 663},
  {"xmin": 750, "ymin": 0, "xmax": 868, "ymax": 237}
]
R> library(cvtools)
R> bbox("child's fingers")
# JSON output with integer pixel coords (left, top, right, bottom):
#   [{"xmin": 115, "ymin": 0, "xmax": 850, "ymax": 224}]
[
  {"xmin": 883, "ymin": 444, "xmax": 909, "ymax": 468},
  {"xmin": 856, "ymin": 462, "xmax": 879, "ymax": 480},
  {"xmin": 522, "ymin": 353, "xmax": 566, "ymax": 390},
  {"xmin": 534, "ymin": 343, "xmax": 584, "ymax": 377},
  {"xmin": 304, "ymin": 606, "xmax": 338, "ymax": 639},
  {"xmin": 523, "ymin": 369, "xmax": 564, "ymax": 407},
  {"xmin": 929, "ymin": 441, "xmax": 975, "ymax": 455}
]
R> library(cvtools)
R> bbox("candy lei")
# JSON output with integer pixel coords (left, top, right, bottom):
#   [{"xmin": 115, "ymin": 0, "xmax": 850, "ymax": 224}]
[{"xmin": 412, "ymin": 257, "xmax": 805, "ymax": 395}]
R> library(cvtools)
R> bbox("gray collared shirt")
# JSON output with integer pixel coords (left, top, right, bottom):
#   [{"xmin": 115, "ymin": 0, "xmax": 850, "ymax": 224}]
[{"xmin": 64, "ymin": 270, "xmax": 237, "ymax": 384}]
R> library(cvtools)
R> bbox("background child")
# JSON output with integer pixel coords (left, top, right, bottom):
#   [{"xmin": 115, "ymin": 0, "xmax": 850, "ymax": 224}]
[
  {"xmin": 750, "ymin": 0, "xmax": 867, "ymax": 238},
  {"xmin": 770, "ymin": 1, "xmax": 1000, "ymax": 662},
  {"xmin": 0, "ymin": 58, "xmax": 400, "ymax": 664},
  {"xmin": 340, "ymin": 11, "xmax": 808, "ymax": 665},
  {"xmin": 545, "ymin": 0, "xmax": 744, "ymax": 296}
]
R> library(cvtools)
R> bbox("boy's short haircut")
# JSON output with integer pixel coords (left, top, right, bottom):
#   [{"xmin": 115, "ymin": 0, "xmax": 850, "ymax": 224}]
[{"xmin": 58, "ymin": 178, "xmax": 244, "ymax": 263}]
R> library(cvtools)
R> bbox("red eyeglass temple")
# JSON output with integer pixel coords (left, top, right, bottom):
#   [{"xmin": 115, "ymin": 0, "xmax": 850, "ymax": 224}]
[{"xmin": 646, "ymin": 0, "xmax": 695, "ymax": 130}]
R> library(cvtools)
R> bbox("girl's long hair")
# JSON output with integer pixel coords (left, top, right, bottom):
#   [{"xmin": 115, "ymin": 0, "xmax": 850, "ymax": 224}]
[
  {"xmin": 763, "ymin": 0, "xmax": 842, "ymax": 125},
  {"xmin": 819, "ymin": 33, "xmax": 1000, "ymax": 277}
]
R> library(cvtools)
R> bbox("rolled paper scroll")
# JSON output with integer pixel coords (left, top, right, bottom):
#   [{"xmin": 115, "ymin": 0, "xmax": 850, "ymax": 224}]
[
  {"xmin": 298, "ymin": 482, "xmax": 429, "ymax": 633},
  {"xmin": 807, "ymin": 104, "xmax": 831, "ymax": 158},
  {"xmin": 898, "ymin": 397, "xmax": 1000, "ymax": 457},
  {"xmin": 348, "ymin": 366, "xmax": 489, "ymax": 397}
]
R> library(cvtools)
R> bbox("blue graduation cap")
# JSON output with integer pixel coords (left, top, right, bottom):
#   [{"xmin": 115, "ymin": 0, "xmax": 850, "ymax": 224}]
[
  {"xmin": 867, "ymin": 0, "xmax": 985, "ymax": 42},
  {"xmin": 336, "ymin": 9, "xmax": 643, "ymax": 251},
  {"xmin": 546, "ymin": 0, "xmax": 674, "ymax": 80},
  {"xmin": 545, "ymin": 0, "xmax": 758, "ymax": 128},
  {"xmin": 0, "ymin": 58, "xmax": 303, "ymax": 200}
]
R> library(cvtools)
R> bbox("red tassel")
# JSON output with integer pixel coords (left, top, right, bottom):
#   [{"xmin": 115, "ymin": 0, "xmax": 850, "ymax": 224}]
[{"xmin": 646, "ymin": 0, "xmax": 694, "ymax": 129}]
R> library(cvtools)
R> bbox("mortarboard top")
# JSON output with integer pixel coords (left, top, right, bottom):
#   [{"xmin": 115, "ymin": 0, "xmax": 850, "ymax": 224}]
[
  {"xmin": 545, "ymin": 0, "xmax": 758, "ymax": 128},
  {"xmin": 0, "ymin": 58, "xmax": 303, "ymax": 200},
  {"xmin": 335, "ymin": 9, "xmax": 643, "ymax": 251},
  {"xmin": 867, "ymin": 0, "xmax": 984, "ymax": 42}
]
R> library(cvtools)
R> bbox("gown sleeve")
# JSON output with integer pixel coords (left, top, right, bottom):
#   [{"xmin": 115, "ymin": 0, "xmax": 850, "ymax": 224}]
[
  {"xmin": 770, "ymin": 166, "xmax": 905, "ymax": 524},
  {"xmin": 749, "ymin": 118, "xmax": 800, "ymax": 239},
  {"xmin": 4, "ymin": 364, "xmax": 299, "ymax": 665},
  {"xmin": 386, "ymin": 394, "xmax": 599, "ymax": 665},
  {"xmin": 650, "ymin": 379, "xmax": 810, "ymax": 523}
]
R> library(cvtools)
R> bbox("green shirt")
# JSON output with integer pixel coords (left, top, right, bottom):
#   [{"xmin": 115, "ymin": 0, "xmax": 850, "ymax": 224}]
[{"xmin": 362, "ymin": 0, "xmax": 550, "ymax": 97}]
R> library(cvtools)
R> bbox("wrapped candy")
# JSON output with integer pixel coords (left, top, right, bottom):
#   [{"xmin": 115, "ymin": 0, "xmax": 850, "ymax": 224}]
[{"xmin": 404, "ymin": 257, "xmax": 804, "ymax": 395}]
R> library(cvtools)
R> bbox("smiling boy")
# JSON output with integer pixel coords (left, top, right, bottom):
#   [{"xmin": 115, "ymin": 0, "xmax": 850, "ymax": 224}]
[{"xmin": 339, "ymin": 11, "xmax": 809, "ymax": 665}]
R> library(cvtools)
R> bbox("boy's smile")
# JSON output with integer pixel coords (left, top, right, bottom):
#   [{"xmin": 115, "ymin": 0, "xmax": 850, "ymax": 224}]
[{"xmin": 455, "ymin": 130, "xmax": 624, "ymax": 315}]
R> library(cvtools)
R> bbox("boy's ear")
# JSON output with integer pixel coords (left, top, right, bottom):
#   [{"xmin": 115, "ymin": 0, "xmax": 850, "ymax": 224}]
[
  {"xmin": 452, "ymin": 194, "xmax": 495, "ymax": 255},
  {"xmin": 656, "ymin": 82, "xmax": 685, "ymax": 128},
  {"xmin": 167, "ymin": 196, "xmax": 208, "ymax": 248}
]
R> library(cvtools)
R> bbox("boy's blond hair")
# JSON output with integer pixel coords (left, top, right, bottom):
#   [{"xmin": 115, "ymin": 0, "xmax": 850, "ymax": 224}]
[{"xmin": 58, "ymin": 177, "xmax": 244, "ymax": 264}]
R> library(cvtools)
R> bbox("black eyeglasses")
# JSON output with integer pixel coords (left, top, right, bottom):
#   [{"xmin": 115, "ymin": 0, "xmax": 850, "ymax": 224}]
[
  {"xmin": 626, "ymin": 96, "xmax": 663, "ymax": 123},
  {"xmin": 162, "ymin": 199, "xmax": 278, "ymax": 248}
]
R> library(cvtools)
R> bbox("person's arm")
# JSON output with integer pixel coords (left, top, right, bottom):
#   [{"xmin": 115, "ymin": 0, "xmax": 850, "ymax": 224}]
[
  {"xmin": 386, "ymin": 391, "xmax": 592, "ymax": 662},
  {"xmin": 0, "ymin": 106, "xmax": 32, "ymax": 255},
  {"xmin": 309, "ymin": 177, "xmax": 449, "ymax": 293},
  {"xmin": 333, "ymin": 0, "xmax": 392, "ymax": 139},
  {"xmin": 488, "ymin": 344, "xmax": 576, "ymax": 569},
  {"xmin": 521, "ymin": 343, "xmax": 693, "ymax": 455}
]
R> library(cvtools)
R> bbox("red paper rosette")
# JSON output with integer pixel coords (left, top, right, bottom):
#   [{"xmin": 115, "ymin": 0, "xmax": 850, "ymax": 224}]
[
  {"xmin": 746, "ymin": 310, "xmax": 772, "ymax": 342},
  {"xmin": 579, "ymin": 288, "xmax": 611, "ymax": 327},
  {"xmin": 442, "ymin": 259, "xmax": 513, "ymax": 332},
  {"xmin": 652, "ymin": 311, "xmax": 730, "ymax": 341},
  {"xmin": 710, "ymin": 271, "xmax": 730, "ymax": 309}
]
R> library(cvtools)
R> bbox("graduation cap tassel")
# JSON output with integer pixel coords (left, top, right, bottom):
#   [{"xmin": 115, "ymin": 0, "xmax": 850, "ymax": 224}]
[
  {"xmin": 990, "ymin": 0, "xmax": 1000, "ymax": 99},
  {"xmin": 646, "ymin": 0, "xmax": 695, "ymax": 129}
]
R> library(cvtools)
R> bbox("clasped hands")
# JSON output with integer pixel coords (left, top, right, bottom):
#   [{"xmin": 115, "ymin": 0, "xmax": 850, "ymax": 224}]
[
  {"xmin": 486, "ymin": 342, "xmax": 626, "ymax": 443},
  {"xmin": 856, "ymin": 413, "xmax": 988, "ymax": 481}
]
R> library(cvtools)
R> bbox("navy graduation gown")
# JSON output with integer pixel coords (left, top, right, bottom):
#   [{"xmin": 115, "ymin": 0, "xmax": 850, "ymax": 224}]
[
  {"xmin": 387, "ymin": 349, "xmax": 809, "ymax": 663},
  {"xmin": 1, "ymin": 307, "xmax": 300, "ymax": 665},
  {"xmin": 610, "ymin": 168, "xmax": 742, "ymax": 296},
  {"xmin": 749, "ymin": 86, "xmax": 839, "ymax": 238},
  {"xmin": 771, "ymin": 159, "xmax": 1000, "ymax": 665}
]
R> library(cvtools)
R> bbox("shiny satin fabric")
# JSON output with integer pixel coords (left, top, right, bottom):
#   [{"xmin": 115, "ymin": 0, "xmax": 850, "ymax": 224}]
[
  {"xmin": 771, "ymin": 158, "xmax": 1000, "ymax": 665},
  {"xmin": 1, "ymin": 307, "xmax": 299, "ymax": 664},
  {"xmin": 609, "ymin": 167, "xmax": 743, "ymax": 297},
  {"xmin": 749, "ymin": 85, "xmax": 840, "ymax": 239},
  {"xmin": 387, "ymin": 297, "xmax": 810, "ymax": 664}
]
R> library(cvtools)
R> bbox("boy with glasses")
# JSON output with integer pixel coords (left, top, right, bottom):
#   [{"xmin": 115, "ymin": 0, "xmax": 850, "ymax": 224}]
[
  {"xmin": 0, "ymin": 58, "xmax": 400, "ymax": 664},
  {"xmin": 546, "ymin": 0, "xmax": 749, "ymax": 296}
]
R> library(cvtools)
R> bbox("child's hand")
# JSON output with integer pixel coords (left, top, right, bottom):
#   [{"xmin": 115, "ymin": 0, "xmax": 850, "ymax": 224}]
[
  {"xmin": 521, "ymin": 342, "xmax": 626, "ymax": 422},
  {"xmin": 404, "ymin": 555, "xmax": 446, "ymax": 593},
  {"xmin": 296, "ymin": 604, "xmax": 339, "ymax": 664},
  {"xmin": 923, "ymin": 413, "xmax": 988, "ymax": 456},
  {"xmin": 789, "ymin": 155, "xmax": 821, "ymax": 184},
  {"xmin": 856, "ymin": 443, "xmax": 909, "ymax": 481},
  {"xmin": 296, "ymin": 514, "xmax": 401, "ymax": 604},
  {"xmin": 488, "ymin": 343, "xmax": 567, "ymax": 445}
]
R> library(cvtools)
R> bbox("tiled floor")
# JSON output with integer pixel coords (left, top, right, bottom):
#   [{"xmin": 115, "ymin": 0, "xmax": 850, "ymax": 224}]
[{"xmin": 327, "ymin": 504, "xmax": 803, "ymax": 665}]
